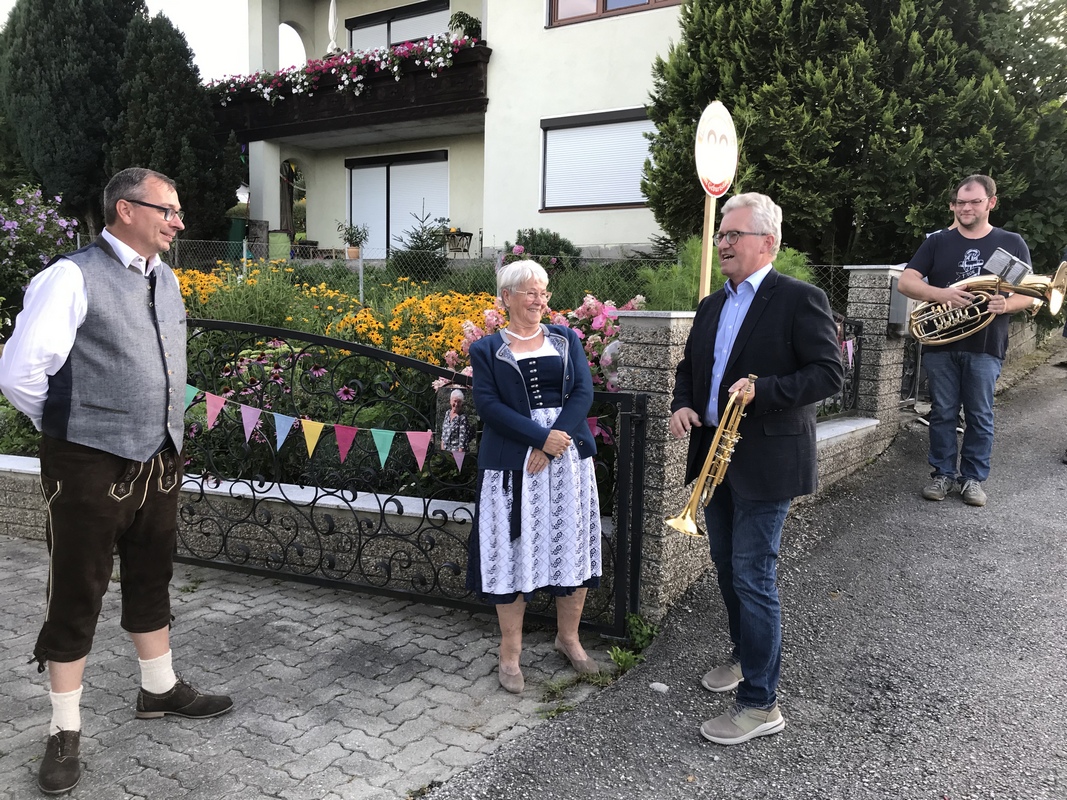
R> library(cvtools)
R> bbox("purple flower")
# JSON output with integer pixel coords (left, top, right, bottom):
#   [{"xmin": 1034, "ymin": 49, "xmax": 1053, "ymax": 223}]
[
  {"xmin": 309, "ymin": 364, "xmax": 328, "ymax": 378},
  {"xmin": 512, "ymin": 245, "xmax": 524, "ymax": 255},
  {"xmin": 336, "ymin": 386, "xmax": 356, "ymax": 401}
]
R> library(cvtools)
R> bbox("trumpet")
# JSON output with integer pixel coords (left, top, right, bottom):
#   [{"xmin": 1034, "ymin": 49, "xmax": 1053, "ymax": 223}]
[
  {"xmin": 665, "ymin": 374, "xmax": 756, "ymax": 537},
  {"xmin": 909, "ymin": 261, "xmax": 1067, "ymax": 346}
]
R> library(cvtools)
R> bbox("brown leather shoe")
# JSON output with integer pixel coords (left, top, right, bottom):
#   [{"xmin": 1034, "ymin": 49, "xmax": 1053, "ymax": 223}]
[
  {"xmin": 136, "ymin": 677, "xmax": 233, "ymax": 720},
  {"xmin": 554, "ymin": 636, "xmax": 600, "ymax": 675},
  {"xmin": 37, "ymin": 730, "xmax": 81, "ymax": 795}
]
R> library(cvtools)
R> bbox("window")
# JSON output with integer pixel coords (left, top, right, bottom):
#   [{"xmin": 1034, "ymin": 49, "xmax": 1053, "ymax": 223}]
[
  {"xmin": 551, "ymin": 0, "xmax": 680, "ymax": 25},
  {"xmin": 346, "ymin": 151, "xmax": 449, "ymax": 254},
  {"xmin": 541, "ymin": 111, "xmax": 654, "ymax": 210},
  {"xmin": 347, "ymin": 1, "xmax": 451, "ymax": 51}
]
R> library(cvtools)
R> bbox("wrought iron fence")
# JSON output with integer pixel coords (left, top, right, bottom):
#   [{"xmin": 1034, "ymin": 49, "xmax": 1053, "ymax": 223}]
[
  {"xmin": 178, "ymin": 319, "xmax": 647, "ymax": 637},
  {"xmin": 816, "ymin": 318, "xmax": 863, "ymax": 418}
]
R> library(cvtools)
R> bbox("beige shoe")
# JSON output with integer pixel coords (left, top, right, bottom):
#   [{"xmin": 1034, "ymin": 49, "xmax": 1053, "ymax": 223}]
[
  {"xmin": 554, "ymin": 636, "xmax": 600, "ymax": 675},
  {"xmin": 701, "ymin": 660, "xmax": 744, "ymax": 692},
  {"xmin": 498, "ymin": 664, "xmax": 524, "ymax": 694},
  {"xmin": 700, "ymin": 703, "xmax": 785, "ymax": 745}
]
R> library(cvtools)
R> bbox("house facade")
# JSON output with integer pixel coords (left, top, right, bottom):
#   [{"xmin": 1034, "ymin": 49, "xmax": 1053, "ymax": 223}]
[{"xmin": 234, "ymin": 1, "xmax": 682, "ymax": 257}]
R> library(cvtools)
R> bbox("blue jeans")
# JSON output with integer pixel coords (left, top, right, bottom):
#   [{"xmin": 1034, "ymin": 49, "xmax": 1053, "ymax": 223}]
[
  {"xmin": 704, "ymin": 479, "xmax": 791, "ymax": 709},
  {"xmin": 922, "ymin": 350, "xmax": 1002, "ymax": 483}
]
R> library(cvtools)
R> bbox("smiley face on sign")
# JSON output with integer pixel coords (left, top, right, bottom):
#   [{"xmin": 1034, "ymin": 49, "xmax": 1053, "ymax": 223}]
[{"xmin": 694, "ymin": 101, "xmax": 738, "ymax": 198}]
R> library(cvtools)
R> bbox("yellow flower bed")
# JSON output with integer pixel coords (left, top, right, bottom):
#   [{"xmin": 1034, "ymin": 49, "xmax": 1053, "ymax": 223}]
[{"xmin": 173, "ymin": 260, "xmax": 495, "ymax": 365}]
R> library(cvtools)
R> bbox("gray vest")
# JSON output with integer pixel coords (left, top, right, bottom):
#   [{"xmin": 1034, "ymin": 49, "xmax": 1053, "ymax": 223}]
[{"xmin": 41, "ymin": 239, "xmax": 187, "ymax": 461}]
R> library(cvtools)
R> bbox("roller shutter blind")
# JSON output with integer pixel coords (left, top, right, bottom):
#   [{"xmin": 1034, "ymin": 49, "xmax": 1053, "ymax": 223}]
[{"xmin": 543, "ymin": 118, "xmax": 655, "ymax": 208}]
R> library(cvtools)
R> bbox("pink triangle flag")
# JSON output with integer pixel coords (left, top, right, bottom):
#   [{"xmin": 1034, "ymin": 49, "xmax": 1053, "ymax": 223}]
[
  {"xmin": 334, "ymin": 425, "xmax": 358, "ymax": 463},
  {"xmin": 451, "ymin": 450, "xmax": 465, "ymax": 471},
  {"xmin": 205, "ymin": 393, "xmax": 226, "ymax": 430},
  {"xmin": 587, "ymin": 416, "xmax": 598, "ymax": 438},
  {"xmin": 240, "ymin": 404, "xmax": 261, "ymax": 442},
  {"xmin": 406, "ymin": 430, "xmax": 433, "ymax": 471},
  {"xmin": 845, "ymin": 338, "xmax": 854, "ymax": 369},
  {"xmin": 302, "ymin": 420, "xmax": 325, "ymax": 457},
  {"xmin": 371, "ymin": 429, "xmax": 395, "ymax": 469}
]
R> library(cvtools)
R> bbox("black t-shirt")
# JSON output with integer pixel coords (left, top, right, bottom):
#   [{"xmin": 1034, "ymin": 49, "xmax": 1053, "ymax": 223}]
[{"xmin": 907, "ymin": 227, "xmax": 1031, "ymax": 358}]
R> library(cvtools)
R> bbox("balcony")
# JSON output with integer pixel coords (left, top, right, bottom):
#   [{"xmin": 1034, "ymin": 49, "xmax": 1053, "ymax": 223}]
[{"xmin": 213, "ymin": 45, "xmax": 492, "ymax": 149}]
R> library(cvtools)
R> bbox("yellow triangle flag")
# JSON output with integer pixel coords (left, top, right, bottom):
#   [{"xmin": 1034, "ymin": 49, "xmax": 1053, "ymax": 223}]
[{"xmin": 301, "ymin": 419, "xmax": 325, "ymax": 457}]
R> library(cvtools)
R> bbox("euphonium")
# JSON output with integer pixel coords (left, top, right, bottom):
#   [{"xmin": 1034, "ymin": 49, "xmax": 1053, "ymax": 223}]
[
  {"xmin": 665, "ymin": 374, "xmax": 756, "ymax": 537},
  {"xmin": 909, "ymin": 261, "xmax": 1067, "ymax": 346}
]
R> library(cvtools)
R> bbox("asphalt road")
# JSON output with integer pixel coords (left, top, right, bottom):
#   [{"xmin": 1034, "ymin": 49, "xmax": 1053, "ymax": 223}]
[{"xmin": 427, "ymin": 353, "xmax": 1067, "ymax": 800}]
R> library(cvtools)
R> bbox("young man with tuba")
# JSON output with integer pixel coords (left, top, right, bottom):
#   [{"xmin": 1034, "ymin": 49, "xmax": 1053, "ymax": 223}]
[
  {"xmin": 669, "ymin": 193, "xmax": 842, "ymax": 745},
  {"xmin": 897, "ymin": 175, "xmax": 1033, "ymax": 507}
]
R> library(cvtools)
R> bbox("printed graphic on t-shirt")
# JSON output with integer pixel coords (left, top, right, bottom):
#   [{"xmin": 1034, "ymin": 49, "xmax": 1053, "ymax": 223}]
[{"xmin": 957, "ymin": 248, "xmax": 984, "ymax": 282}]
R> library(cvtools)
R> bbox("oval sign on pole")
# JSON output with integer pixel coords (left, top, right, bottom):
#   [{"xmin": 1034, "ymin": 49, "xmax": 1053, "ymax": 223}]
[{"xmin": 694, "ymin": 101, "xmax": 738, "ymax": 198}]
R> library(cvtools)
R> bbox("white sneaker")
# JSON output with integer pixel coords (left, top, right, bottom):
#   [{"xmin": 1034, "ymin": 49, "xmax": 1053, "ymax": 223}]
[{"xmin": 700, "ymin": 703, "xmax": 786, "ymax": 745}]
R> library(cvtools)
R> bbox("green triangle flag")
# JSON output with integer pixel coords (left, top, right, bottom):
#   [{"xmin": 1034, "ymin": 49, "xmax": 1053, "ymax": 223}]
[
  {"xmin": 371, "ymin": 429, "xmax": 395, "ymax": 469},
  {"xmin": 185, "ymin": 384, "xmax": 198, "ymax": 409}
]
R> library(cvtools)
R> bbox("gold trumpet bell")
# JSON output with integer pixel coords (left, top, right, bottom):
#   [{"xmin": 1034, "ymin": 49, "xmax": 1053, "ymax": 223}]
[{"xmin": 1048, "ymin": 261, "xmax": 1067, "ymax": 316}]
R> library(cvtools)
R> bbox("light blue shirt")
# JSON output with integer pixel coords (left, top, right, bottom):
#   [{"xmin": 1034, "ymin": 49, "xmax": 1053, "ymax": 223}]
[{"xmin": 705, "ymin": 264, "xmax": 774, "ymax": 425}]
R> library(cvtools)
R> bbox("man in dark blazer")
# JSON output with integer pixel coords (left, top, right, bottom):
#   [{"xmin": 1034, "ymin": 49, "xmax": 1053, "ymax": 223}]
[{"xmin": 670, "ymin": 192, "xmax": 842, "ymax": 746}]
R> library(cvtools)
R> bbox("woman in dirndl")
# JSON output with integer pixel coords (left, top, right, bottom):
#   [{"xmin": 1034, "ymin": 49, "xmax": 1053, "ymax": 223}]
[{"xmin": 467, "ymin": 260, "xmax": 602, "ymax": 694}]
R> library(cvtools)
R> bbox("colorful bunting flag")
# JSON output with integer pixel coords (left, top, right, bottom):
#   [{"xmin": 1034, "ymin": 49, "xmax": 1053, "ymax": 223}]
[
  {"xmin": 302, "ymin": 420, "xmax": 325, "ymax": 457},
  {"xmin": 185, "ymin": 383, "xmax": 198, "ymax": 410},
  {"xmin": 334, "ymin": 425, "xmax": 358, "ymax": 463},
  {"xmin": 406, "ymin": 430, "xmax": 433, "ymax": 471},
  {"xmin": 240, "ymin": 405, "xmax": 261, "ymax": 442},
  {"xmin": 587, "ymin": 416, "xmax": 598, "ymax": 438},
  {"xmin": 451, "ymin": 450, "xmax": 465, "ymax": 471},
  {"xmin": 371, "ymin": 429, "xmax": 395, "ymax": 469},
  {"xmin": 274, "ymin": 413, "xmax": 296, "ymax": 451},
  {"xmin": 205, "ymin": 393, "xmax": 226, "ymax": 429}
]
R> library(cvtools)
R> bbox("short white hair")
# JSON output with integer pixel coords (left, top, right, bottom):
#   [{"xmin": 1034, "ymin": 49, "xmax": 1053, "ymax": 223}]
[
  {"xmin": 449, "ymin": 389, "xmax": 465, "ymax": 402},
  {"xmin": 721, "ymin": 192, "xmax": 783, "ymax": 256},
  {"xmin": 497, "ymin": 260, "xmax": 549, "ymax": 298}
]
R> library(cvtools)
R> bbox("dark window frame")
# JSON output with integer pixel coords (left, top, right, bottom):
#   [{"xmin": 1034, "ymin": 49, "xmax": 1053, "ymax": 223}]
[{"xmin": 548, "ymin": 0, "xmax": 681, "ymax": 27}]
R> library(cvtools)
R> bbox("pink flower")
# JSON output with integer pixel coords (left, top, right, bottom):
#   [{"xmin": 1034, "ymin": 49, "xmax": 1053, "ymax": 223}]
[
  {"xmin": 444, "ymin": 349, "xmax": 460, "ymax": 369},
  {"xmin": 512, "ymin": 245, "xmax": 524, "ymax": 255},
  {"xmin": 336, "ymin": 386, "xmax": 356, "ymax": 401}
]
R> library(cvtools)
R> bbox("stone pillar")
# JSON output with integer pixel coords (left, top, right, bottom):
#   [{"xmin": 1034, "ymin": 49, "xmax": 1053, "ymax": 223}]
[
  {"xmin": 615, "ymin": 311, "xmax": 710, "ymax": 623},
  {"xmin": 843, "ymin": 265, "xmax": 907, "ymax": 446}
]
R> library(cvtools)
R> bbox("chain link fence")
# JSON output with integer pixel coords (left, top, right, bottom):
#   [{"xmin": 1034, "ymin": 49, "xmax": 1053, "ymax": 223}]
[{"xmin": 167, "ymin": 238, "xmax": 852, "ymax": 314}]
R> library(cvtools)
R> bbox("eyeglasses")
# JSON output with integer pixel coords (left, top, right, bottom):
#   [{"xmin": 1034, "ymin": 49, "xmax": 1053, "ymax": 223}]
[
  {"xmin": 712, "ymin": 230, "xmax": 768, "ymax": 246},
  {"xmin": 124, "ymin": 198, "xmax": 185, "ymax": 222},
  {"xmin": 953, "ymin": 198, "xmax": 989, "ymax": 207},
  {"xmin": 511, "ymin": 289, "xmax": 552, "ymax": 302}
]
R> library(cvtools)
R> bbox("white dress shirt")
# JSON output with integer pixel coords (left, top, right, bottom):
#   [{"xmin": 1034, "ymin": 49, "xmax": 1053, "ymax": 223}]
[{"xmin": 0, "ymin": 230, "xmax": 177, "ymax": 429}]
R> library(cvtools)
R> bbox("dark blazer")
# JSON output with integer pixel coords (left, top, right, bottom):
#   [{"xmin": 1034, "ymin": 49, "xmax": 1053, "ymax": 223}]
[
  {"xmin": 470, "ymin": 324, "xmax": 597, "ymax": 471},
  {"xmin": 671, "ymin": 269, "xmax": 843, "ymax": 501}
]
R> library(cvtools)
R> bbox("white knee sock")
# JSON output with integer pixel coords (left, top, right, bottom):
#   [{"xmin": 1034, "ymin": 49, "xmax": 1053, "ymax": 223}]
[
  {"xmin": 49, "ymin": 687, "xmax": 82, "ymax": 736},
  {"xmin": 138, "ymin": 650, "xmax": 177, "ymax": 695}
]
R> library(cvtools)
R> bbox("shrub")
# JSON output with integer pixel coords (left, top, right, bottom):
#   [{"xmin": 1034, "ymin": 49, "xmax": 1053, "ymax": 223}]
[
  {"xmin": 504, "ymin": 228, "xmax": 583, "ymax": 270},
  {"xmin": 638, "ymin": 235, "xmax": 814, "ymax": 311},
  {"xmin": 0, "ymin": 394, "xmax": 38, "ymax": 456},
  {"xmin": 0, "ymin": 185, "xmax": 79, "ymax": 325}
]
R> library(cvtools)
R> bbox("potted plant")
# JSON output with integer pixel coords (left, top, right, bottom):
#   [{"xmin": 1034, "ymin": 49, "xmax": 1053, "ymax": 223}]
[{"xmin": 336, "ymin": 220, "xmax": 369, "ymax": 259}]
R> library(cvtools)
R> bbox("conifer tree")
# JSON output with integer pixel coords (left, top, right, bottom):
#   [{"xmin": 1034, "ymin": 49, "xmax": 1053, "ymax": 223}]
[
  {"xmin": 0, "ymin": 0, "xmax": 144, "ymax": 233},
  {"xmin": 643, "ymin": 0, "xmax": 1067, "ymax": 267},
  {"xmin": 106, "ymin": 13, "xmax": 242, "ymax": 239}
]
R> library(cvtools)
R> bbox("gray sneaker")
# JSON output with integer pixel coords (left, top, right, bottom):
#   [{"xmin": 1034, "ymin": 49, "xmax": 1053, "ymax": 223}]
[
  {"xmin": 700, "ymin": 702, "xmax": 786, "ymax": 745},
  {"xmin": 701, "ymin": 660, "xmax": 744, "ymax": 692},
  {"xmin": 921, "ymin": 474, "xmax": 955, "ymax": 501},
  {"xmin": 960, "ymin": 479, "xmax": 987, "ymax": 507}
]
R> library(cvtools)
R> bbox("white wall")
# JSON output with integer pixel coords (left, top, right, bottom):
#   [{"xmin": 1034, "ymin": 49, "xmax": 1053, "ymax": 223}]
[{"xmin": 481, "ymin": 2, "xmax": 680, "ymax": 253}]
